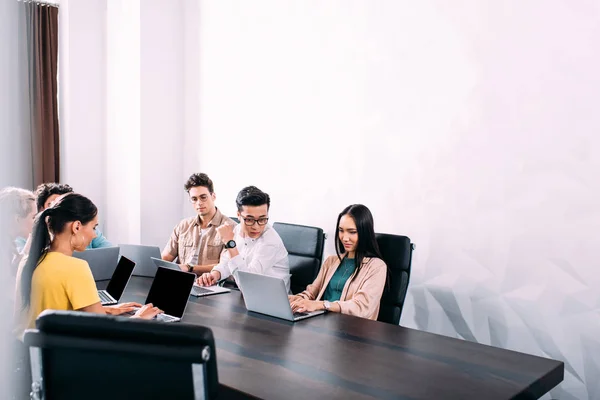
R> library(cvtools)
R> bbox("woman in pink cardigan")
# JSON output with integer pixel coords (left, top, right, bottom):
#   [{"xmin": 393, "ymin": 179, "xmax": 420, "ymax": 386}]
[{"xmin": 289, "ymin": 204, "xmax": 387, "ymax": 320}]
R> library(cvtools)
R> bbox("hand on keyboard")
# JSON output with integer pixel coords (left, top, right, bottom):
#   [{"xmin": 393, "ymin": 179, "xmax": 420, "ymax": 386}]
[
  {"xmin": 104, "ymin": 302, "xmax": 143, "ymax": 316},
  {"xmin": 290, "ymin": 298, "xmax": 324, "ymax": 314},
  {"xmin": 130, "ymin": 303, "xmax": 163, "ymax": 320}
]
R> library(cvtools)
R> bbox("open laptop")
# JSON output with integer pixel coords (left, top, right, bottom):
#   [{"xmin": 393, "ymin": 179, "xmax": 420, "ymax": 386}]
[
  {"xmin": 118, "ymin": 244, "xmax": 162, "ymax": 277},
  {"xmin": 237, "ymin": 271, "xmax": 325, "ymax": 322},
  {"xmin": 97, "ymin": 256, "xmax": 136, "ymax": 306},
  {"xmin": 141, "ymin": 267, "xmax": 196, "ymax": 323},
  {"xmin": 150, "ymin": 257, "xmax": 231, "ymax": 297},
  {"xmin": 73, "ymin": 247, "xmax": 120, "ymax": 281}
]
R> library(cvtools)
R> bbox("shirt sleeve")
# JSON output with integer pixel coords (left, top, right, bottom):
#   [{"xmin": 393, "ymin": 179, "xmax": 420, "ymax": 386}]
[
  {"xmin": 65, "ymin": 261, "xmax": 101, "ymax": 310},
  {"xmin": 162, "ymin": 224, "xmax": 180, "ymax": 258},
  {"xmin": 90, "ymin": 229, "xmax": 113, "ymax": 249},
  {"xmin": 336, "ymin": 259, "xmax": 387, "ymax": 319},
  {"xmin": 212, "ymin": 246, "xmax": 232, "ymax": 279},
  {"xmin": 228, "ymin": 242, "xmax": 282, "ymax": 275}
]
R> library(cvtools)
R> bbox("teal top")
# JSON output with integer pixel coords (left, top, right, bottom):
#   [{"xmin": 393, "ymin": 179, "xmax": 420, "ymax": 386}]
[{"xmin": 323, "ymin": 257, "xmax": 357, "ymax": 302}]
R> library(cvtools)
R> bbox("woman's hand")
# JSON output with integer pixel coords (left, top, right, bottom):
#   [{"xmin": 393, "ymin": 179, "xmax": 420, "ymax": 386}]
[
  {"xmin": 290, "ymin": 298, "xmax": 324, "ymax": 313},
  {"xmin": 288, "ymin": 295, "xmax": 301, "ymax": 303},
  {"xmin": 103, "ymin": 302, "xmax": 142, "ymax": 315},
  {"xmin": 132, "ymin": 303, "xmax": 163, "ymax": 319}
]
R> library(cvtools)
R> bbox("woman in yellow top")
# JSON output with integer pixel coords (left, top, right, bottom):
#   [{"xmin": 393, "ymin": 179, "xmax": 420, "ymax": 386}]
[
  {"xmin": 15, "ymin": 192, "xmax": 161, "ymax": 336},
  {"xmin": 289, "ymin": 204, "xmax": 388, "ymax": 320}
]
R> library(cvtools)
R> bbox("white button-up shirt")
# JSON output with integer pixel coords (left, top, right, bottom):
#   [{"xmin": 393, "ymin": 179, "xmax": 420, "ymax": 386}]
[{"xmin": 212, "ymin": 224, "xmax": 290, "ymax": 292}]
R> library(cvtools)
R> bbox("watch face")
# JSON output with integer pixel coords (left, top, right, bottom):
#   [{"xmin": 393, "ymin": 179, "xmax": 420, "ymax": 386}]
[{"xmin": 227, "ymin": 240, "xmax": 236, "ymax": 248}]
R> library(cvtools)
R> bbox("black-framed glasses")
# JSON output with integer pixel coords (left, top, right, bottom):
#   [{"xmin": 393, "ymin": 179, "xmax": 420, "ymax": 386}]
[
  {"xmin": 241, "ymin": 216, "xmax": 269, "ymax": 226},
  {"xmin": 189, "ymin": 194, "xmax": 211, "ymax": 203}
]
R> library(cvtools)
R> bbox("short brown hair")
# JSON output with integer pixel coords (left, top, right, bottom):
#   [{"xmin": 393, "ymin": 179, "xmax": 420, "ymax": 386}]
[{"xmin": 184, "ymin": 173, "xmax": 214, "ymax": 193}]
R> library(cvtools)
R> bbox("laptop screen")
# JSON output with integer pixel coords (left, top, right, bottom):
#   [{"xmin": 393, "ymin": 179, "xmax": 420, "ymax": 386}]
[
  {"xmin": 105, "ymin": 256, "xmax": 136, "ymax": 300},
  {"xmin": 146, "ymin": 267, "xmax": 195, "ymax": 318}
]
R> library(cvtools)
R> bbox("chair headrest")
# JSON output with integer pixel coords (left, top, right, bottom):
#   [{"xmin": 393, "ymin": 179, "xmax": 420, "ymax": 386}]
[
  {"xmin": 36, "ymin": 310, "xmax": 214, "ymax": 347},
  {"xmin": 273, "ymin": 222, "xmax": 324, "ymax": 258},
  {"xmin": 375, "ymin": 233, "xmax": 412, "ymax": 271}
]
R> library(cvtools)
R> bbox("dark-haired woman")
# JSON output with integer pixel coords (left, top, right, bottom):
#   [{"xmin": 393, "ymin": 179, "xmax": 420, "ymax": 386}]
[
  {"xmin": 15, "ymin": 193, "xmax": 161, "ymax": 338},
  {"xmin": 289, "ymin": 204, "xmax": 387, "ymax": 320}
]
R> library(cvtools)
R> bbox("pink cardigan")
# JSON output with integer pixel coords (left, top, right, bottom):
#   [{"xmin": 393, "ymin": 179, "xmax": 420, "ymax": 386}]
[{"xmin": 298, "ymin": 255, "xmax": 387, "ymax": 320}]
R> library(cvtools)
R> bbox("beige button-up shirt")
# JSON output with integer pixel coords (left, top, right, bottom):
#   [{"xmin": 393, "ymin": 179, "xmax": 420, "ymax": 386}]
[{"xmin": 163, "ymin": 208, "xmax": 237, "ymax": 266}]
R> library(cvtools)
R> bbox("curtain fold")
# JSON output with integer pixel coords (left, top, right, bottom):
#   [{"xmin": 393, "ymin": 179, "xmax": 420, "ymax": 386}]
[{"xmin": 25, "ymin": 2, "xmax": 60, "ymax": 187}]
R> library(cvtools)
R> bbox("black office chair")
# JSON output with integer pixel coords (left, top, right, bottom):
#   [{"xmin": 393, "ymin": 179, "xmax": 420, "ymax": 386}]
[
  {"xmin": 273, "ymin": 222, "xmax": 326, "ymax": 294},
  {"xmin": 375, "ymin": 233, "xmax": 414, "ymax": 325},
  {"xmin": 230, "ymin": 216, "xmax": 239, "ymax": 224},
  {"xmin": 23, "ymin": 310, "xmax": 219, "ymax": 400}
]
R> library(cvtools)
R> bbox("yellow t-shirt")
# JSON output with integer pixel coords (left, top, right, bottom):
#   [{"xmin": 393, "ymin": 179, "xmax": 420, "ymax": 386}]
[{"xmin": 15, "ymin": 251, "xmax": 101, "ymax": 337}]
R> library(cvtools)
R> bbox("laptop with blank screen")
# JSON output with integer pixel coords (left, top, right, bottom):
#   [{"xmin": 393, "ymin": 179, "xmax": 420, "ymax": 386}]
[
  {"xmin": 237, "ymin": 271, "xmax": 325, "ymax": 322},
  {"xmin": 97, "ymin": 256, "xmax": 136, "ymax": 306},
  {"xmin": 73, "ymin": 247, "xmax": 120, "ymax": 281},
  {"xmin": 118, "ymin": 244, "xmax": 162, "ymax": 277},
  {"xmin": 141, "ymin": 267, "xmax": 195, "ymax": 323},
  {"xmin": 150, "ymin": 257, "xmax": 231, "ymax": 297}
]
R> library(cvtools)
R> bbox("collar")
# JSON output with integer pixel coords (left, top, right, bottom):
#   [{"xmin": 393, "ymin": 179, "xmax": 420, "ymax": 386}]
[{"xmin": 194, "ymin": 207, "xmax": 224, "ymax": 228}]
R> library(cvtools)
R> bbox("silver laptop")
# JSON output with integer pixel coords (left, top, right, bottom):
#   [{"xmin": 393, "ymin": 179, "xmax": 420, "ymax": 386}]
[
  {"xmin": 137, "ymin": 267, "xmax": 196, "ymax": 323},
  {"xmin": 98, "ymin": 256, "xmax": 136, "ymax": 306},
  {"xmin": 73, "ymin": 247, "xmax": 120, "ymax": 281},
  {"xmin": 150, "ymin": 257, "xmax": 231, "ymax": 297},
  {"xmin": 118, "ymin": 244, "xmax": 162, "ymax": 277},
  {"xmin": 237, "ymin": 271, "xmax": 325, "ymax": 322}
]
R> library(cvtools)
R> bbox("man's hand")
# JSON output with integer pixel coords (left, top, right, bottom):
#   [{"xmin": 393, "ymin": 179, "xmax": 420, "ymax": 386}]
[
  {"xmin": 197, "ymin": 270, "xmax": 221, "ymax": 286},
  {"xmin": 216, "ymin": 224, "xmax": 235, "ymax": 244}
]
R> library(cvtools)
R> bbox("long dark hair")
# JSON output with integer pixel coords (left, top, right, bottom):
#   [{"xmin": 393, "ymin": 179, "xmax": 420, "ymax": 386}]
[
  {"xmin": 335, "ymin": 204, "xmax": 383, "ymax": 282},
  {"xmin": 20, "ymin": 193, "xmax": 97, "ymax": 309}
]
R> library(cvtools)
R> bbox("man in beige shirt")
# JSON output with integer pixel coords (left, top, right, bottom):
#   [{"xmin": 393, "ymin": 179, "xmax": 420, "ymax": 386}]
[{"xmin": 161, "ymin": 173, "xmax": 236, "ymax": 274}]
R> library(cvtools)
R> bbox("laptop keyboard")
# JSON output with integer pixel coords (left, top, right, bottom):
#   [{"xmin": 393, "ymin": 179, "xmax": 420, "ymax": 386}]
[
  {"xmin": 99, "ymin": 291, "xmax": 114, "ymax": 304},
  {"xmin": 192, "ymin": 286, "xmax": 213, "ymax": 296},
  {"xmin": 293, "ymin": 312, "xmax": 309, "ymax": 317},
  {"xmin": 155, "ymin": 314, "xmax": 179, "ymax": 323}
]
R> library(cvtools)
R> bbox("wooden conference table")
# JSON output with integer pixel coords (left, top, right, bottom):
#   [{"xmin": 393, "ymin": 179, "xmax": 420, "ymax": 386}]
[{"xmin": 113, "ymin": 277, "xmax": 563, "ymax": 400}]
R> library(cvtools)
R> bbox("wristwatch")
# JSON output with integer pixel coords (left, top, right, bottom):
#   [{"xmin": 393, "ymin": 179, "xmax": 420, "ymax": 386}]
[
  {"xmin": 323, "ymin": 300, "xmax": 331, "ymax": 311},
  {"xmin": 186, "ymin": 263, "xmax": 194, "ymax": 273},
  {"xmin": 225, "ymin": 240, "xmax": 236, "ymax": 249}
]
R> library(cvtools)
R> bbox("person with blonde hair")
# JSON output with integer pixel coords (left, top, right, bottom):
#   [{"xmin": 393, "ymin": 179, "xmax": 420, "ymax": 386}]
[{"xmin": 0, "ymin": 187, "xmax": 36, "ymax": 278}]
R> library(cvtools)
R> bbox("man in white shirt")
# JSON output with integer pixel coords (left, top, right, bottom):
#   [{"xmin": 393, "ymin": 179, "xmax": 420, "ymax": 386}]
[{"xmin": 197, "ymin": 186, "xmax": 290, "ymax": 292}]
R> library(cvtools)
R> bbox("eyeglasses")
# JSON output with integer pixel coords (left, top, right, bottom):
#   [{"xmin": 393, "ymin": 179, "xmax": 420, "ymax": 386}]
[
  {"xmin": 241, "ymin": 216, "xmax": 269, "ymax": 226},
  {"xmin": 189, "ymin": 194, "xmax": 212, "ymax": 203}
]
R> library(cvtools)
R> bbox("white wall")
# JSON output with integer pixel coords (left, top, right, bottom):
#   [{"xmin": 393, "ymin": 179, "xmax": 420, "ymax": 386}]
[
  {"xmin": 1, "ymin": 0, "xmax": 33, "ymax": 190},
  {"xmin": 61, "ymin": 0, "xmax": 188, "ymax": 247},
  {"xmin": 140, "ymin": 0, "xmax": 185, "ymax": 247},
  {"xmin": 195, "ymin": 1, "xmax": 600, "ymax": 399},
  {"xmin": 0, "ymin": 1, "xmax": 28, "ymax": 396},
  {"xmin": 59, "ymin": 0, "xmax": 107, "ymax": 224},
  {"xmin": 60, "ymin": 1, "xmax": 600, "ymax": 398}
]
